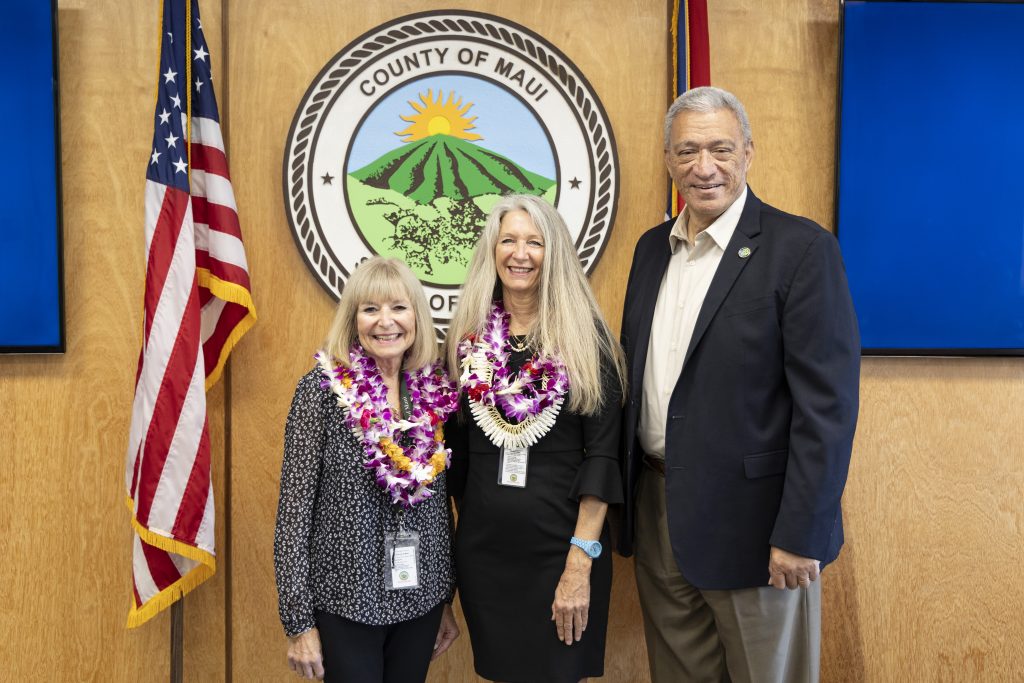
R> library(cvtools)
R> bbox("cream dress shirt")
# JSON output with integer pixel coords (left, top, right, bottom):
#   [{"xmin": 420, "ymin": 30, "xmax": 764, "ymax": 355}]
[{"xmin": 638, "ymin": 188, "xmax": 748, "ymax": 459}]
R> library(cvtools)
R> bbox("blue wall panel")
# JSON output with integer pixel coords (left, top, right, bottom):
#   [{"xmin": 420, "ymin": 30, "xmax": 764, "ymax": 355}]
[
  {"xmin": 0, "ymin": 1, "xmax": 64, "ymax": 352},
  {"xmin": 838, "ymin": 1, "xmax": 1024, "ymax": 352}
]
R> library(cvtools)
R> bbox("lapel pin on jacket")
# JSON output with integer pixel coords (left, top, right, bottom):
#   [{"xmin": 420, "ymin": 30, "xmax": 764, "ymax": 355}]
[{"xmin": 738, "ymin": 246, "xmax": 752, "ymax": 259}]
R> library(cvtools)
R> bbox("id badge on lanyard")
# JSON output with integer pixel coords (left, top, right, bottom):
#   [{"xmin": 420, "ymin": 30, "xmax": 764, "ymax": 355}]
[
  {"xmin": 383, "ymin": 388, "xmax": 421, "ymax": 591},
  {"xmin": 497, "ymin": 445, "xmax": 528, "ymax": 487},
  {"xmin": 384, "ymin": 512, "xmax": 421, "ymax": 590}
]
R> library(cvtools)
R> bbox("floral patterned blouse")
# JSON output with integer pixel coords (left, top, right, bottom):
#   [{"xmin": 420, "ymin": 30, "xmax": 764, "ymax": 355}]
[{"xmin": 273, "ymin": 368, "xmax": 455, "ymax": 636}]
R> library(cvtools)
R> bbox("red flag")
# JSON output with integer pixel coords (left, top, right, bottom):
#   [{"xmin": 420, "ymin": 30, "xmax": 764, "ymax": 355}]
[
  {"xmin": 669, "ymin": 0, "xmax": 711, "ymax": 217},
  {"xmin": 125, "ymin": 0, "xmax": 255, "ymax": 627}
]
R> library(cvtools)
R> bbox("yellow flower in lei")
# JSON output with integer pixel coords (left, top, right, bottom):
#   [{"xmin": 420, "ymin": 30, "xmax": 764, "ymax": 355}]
[
  {"xmin": 380, "ymin": 438, "xmax": 413, "ymax": 472},
  {"xmin": 429, "ymin": 451, "xmax": 448, "ymax": 477}
]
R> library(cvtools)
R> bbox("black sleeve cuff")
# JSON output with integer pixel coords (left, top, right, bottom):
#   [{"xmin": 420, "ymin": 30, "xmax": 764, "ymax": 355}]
[{"xmin": 568, "ymin": 454, "xmax": 624, "ymax": 505}]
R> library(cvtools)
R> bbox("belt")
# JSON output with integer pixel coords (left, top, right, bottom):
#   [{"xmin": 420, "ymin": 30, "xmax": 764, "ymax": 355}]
[{"xmin": 642, "ymin": 454, "xmax": 665, "ymax": 476}]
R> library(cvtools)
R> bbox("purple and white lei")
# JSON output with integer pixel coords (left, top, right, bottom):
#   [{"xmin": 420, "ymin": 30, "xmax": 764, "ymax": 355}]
[{"xmin": 316, "ymin": 345, "xmax": 458, "ymax": 508}]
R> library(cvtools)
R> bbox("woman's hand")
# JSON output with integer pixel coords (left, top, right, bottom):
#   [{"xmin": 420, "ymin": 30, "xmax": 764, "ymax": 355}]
[
  {"xmin": 287, "ymin": 628, "xmax": 325, "ymax": 680},
  {"xmin": 551, "ymin": 549, "xmax": 592, "ymax": 645},
  {"xmin": 432, "ymin": 603, "xmax": 461, "ymax": 660}
]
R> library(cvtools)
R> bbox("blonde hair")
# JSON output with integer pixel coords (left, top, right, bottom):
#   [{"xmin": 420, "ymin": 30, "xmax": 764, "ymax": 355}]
[
  {"xmin": 446, "ymin": 195, "xmax": 626, "ymax": 415},
  {"xmin": 324, "ymin": 257, "xmax": 438, "ymax": 370}
]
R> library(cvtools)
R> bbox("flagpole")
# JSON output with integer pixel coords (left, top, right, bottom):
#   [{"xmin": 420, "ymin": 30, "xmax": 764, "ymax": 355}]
[{"xmin": 171, "ymin": 600, "xmax": 183, "ymax": 683}]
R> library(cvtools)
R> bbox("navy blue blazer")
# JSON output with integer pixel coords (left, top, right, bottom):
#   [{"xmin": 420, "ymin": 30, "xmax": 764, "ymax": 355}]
[{"xmin": 618, "ymin": 188, "xmax": 860, "ymax": 590}]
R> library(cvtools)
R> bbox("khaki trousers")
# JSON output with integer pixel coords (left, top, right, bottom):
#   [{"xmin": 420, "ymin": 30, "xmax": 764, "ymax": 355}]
[{"xmin": 634, "ymin": 467, "xmax": 821, "ymax": 683}]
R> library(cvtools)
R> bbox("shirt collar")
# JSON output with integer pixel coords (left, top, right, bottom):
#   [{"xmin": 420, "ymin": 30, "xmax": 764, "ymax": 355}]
[{"xmin": 668, "ymin": 186, "xmax": 749, "ymax": 253}]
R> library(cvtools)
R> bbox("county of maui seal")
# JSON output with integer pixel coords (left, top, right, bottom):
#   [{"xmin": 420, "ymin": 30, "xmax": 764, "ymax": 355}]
[{"xmin": 283, "ymin": 10, "xmax": 619, "ymax": 336}]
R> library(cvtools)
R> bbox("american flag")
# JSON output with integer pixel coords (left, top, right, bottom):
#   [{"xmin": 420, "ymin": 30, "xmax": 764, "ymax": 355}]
[{"xmin": 125, "ymin": 0, "xmax": 255, "ymax": 627}]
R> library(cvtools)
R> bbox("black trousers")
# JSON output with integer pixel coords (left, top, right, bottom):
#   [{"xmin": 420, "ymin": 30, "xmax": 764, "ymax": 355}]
[{"xmin": 315, "ymin": 602, "xmax": 444, "ymax": 683}]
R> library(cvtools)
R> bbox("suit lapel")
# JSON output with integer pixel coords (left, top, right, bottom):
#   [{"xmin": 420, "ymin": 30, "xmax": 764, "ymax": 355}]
[
  {"xmin": 681, "ymin": 190, "xmax": 763, "ymax": 369},
  {"xmin": 631, "ymin": 230, "xmax": 673, "ymax": 385}
]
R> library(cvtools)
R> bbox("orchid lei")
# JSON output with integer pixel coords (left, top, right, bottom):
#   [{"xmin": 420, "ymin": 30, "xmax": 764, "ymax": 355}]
[
  {"xmin": 316, "ymin": 346, "xmax": 458, "ymax": 508},
  {"xmin": 457, "ymin": 301, "xmax": 570, "ymax": 449}
]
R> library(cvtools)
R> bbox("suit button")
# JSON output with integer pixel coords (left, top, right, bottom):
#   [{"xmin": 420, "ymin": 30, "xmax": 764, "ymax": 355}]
[{"xmin": 670, "ymin": 414, "xmax": 685, "ymax": 420}]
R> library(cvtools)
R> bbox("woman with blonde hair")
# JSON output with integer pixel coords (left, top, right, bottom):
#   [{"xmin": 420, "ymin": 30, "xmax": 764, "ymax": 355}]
[
  {"xmin": 274, "ymin": 256, "xmax": 460, "ymax": 682},
  {"xmin": 446, "ymin": 195, "xmax": 626, "ymax": 682}
]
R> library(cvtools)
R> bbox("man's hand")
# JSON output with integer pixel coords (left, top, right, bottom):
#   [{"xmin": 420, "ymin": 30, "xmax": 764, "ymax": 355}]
[
  {"xmin": 432, "ymin": 603, "xmax": 460, "ymax": 660},
  {"xmin": 768, "ymin": 546, "xmax": 820, "ymax": 590},
  {"xmin": 287, "ymin": 628, "xmax": 325, "ymax": 679}
]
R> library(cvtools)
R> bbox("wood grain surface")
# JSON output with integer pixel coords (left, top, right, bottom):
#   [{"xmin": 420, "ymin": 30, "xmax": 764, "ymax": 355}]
[
  {"xmin": 0, "ymin": 1, "xmax": 225, "ymax": 680},
  {"xmin": 224, "ymin": 1, "xmax": 665, "ymax": 680},
  {"xmin": 1, "ymin": 1, "xmax": 1021, "ymax": 681}
]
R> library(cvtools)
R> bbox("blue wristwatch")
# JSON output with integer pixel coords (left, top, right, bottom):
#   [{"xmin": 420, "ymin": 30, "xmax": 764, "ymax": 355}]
[{"xmin": 570, "ymin": 536, "xmax": 603, "ymax": 559}]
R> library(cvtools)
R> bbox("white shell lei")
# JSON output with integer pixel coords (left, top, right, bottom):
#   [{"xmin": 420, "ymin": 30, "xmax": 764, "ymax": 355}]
[{"xmin": 460, "ymin": 344, "xmax": 566, "ymax": 450}]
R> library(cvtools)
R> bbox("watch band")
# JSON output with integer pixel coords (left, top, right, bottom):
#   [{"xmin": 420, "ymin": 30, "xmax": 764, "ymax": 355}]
[{"xmin": 569, "ymin": 535, "xmax": 602, "ymax": 559}]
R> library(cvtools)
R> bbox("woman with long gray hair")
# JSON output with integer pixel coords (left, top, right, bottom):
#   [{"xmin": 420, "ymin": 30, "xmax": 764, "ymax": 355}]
[{"xmin": 446, "ymin": 194, "xmax": 626, "ymax": 682}]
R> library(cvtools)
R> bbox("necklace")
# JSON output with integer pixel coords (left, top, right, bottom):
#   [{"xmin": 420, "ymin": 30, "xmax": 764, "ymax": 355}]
[
  {"xmin": 316, "ymin": 346, "xmax": 458, "ymax": 507},
  {"xmin": 457, "ymin": 302, "xmax": 569, "ymax": 449},
  {"xmin": 508, "ymin": 335, "xmax": 529, "ymax": 353}
]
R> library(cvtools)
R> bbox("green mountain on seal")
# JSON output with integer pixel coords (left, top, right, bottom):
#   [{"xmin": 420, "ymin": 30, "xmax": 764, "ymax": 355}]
[{"xmin": 350, "ymin": 134, "xmax": 555, "ymax": 205}]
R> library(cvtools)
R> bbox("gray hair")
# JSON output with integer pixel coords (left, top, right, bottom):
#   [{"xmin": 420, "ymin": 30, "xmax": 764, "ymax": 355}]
[
  {"xmin": 664, "ymin": 86, "xmax": 753, "ymax": 148},
  {"xmin": 445, "ymin": 194, "xmax": 626, "ymax": 415}
]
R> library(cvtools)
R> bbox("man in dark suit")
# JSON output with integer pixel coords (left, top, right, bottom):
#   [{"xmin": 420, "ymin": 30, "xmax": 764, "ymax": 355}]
[{"xmin": 619, "ymin": 86, "xmax": 860, "ymax": 682}]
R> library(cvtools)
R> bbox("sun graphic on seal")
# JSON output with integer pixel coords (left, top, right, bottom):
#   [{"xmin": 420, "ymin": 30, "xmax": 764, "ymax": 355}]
[{"xmin": 395, "ymin": 89, "xmax": 483, "ymax": 142}]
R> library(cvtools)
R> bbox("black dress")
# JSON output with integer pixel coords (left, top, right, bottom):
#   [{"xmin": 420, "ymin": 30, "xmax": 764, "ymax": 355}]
[{"xmin": 449, "ymin": 348, "xmax": 623, "ymax": 683}]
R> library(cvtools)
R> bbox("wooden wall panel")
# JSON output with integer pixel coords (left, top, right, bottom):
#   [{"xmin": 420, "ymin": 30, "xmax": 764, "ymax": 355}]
[
  {"xmin": 0, "ymin": 1, "xmax": 226, "ymax": 680},
  {"xmin": 2, "ymin": 0, "xmax": 1021, "ymax": 681},
  {"xmin": 1, "ymin": 2, "xmax": 165, "ymax": 680},
  {"xmin": 838, "ymin": 359, "xmax": 1024, "ymax": 681},
  {"xmin": 226, "ymin": 1, "xmax": 1024, "ymax": 681},
  {"xmin": 225, "ymin": 1, "xmax": 664, "ymax": 680},
  {"xmin": 710, "ymin": 0, "xmax": 840, "ymax": 229}
]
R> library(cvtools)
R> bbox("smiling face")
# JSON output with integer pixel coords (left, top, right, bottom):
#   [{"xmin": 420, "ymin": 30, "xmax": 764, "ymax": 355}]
[
  {"xmin": 355, "ymin": 292, "xmax": 416, "ymax": 368},
  {"xmin": 665, "ymin": 108, "xmax": 753, "ymax": 233},
  {"xmin": 494, "ymin": 209, "xmax": 545, "ymax": 300}
]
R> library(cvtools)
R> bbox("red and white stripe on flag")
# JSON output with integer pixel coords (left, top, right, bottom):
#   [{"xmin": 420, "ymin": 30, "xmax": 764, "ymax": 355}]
[{"xmin": 125, "ymin": 0, "xmax": 255, "ymax": 628}]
